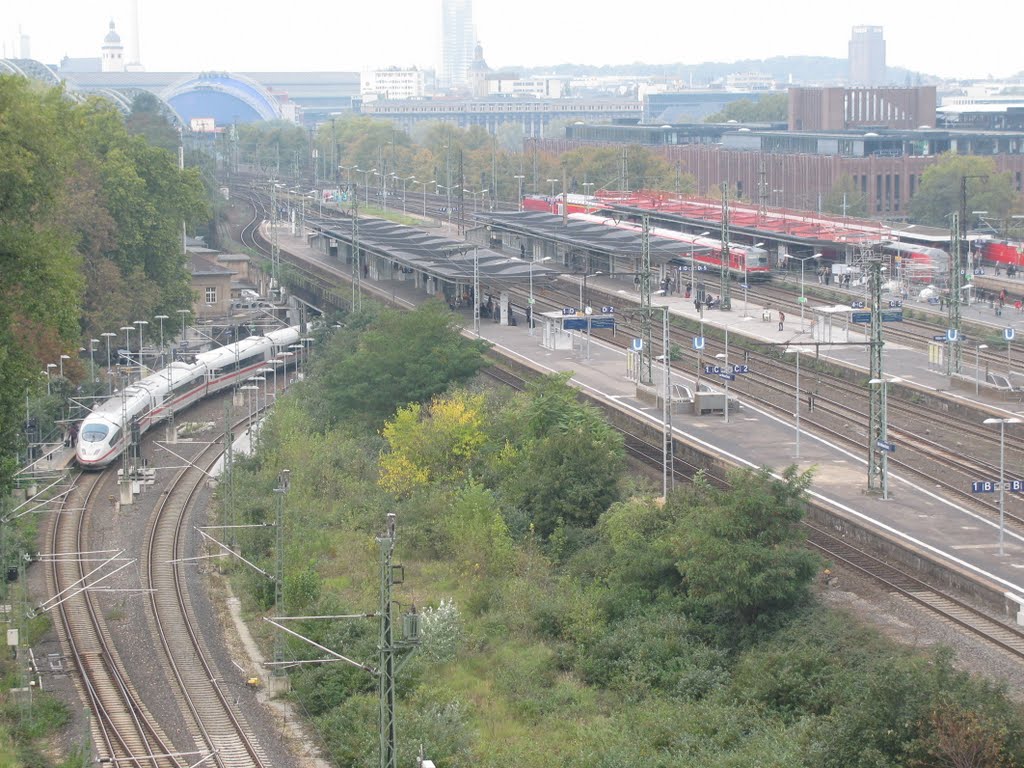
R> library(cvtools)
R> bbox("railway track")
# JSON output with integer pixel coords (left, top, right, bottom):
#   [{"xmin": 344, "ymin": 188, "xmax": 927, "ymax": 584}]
[
  {"xmin": 145, "ymin": 415, "xmax": 270, "ymax": 768},
  {"xmin": 46, "ymin": 404, "xmax": 273, "ymax": 766},
  {"xmin": 46, "ymin": 471, "xmax": 182, "ymax": 767}
]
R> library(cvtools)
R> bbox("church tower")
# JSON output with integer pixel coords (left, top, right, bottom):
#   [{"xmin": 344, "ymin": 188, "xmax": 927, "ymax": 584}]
[{"xmin": 101, "ymin": 20, "xmax": 125, "ymax": 73}]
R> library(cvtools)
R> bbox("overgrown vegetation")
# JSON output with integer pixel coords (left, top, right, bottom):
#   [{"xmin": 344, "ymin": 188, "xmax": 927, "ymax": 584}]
[
  {"xmin": 220, "ymin": 301, "xmax": 1024, "ymax": 766},
  {"xmin": 0, "ymin": 75, "xmax": 209, "ymax": 495}
]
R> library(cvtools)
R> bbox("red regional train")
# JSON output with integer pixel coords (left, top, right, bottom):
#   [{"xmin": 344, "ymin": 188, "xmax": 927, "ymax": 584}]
[
  {"xmin": 569, "ymin": 212, "xmax": 772, "ymax": 281},
  {"xmin": 521, "ymin": 193, "xmax": 598, "ymax": 215},
  {"xmin": 979, "ymin": 239, "xmax": 1024, "ymax": 274}
]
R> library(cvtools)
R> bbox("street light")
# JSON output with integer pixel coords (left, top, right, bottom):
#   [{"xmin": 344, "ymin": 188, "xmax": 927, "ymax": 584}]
[
  {"xmin": 89, "ymin": 339, "xmax": 99, "ymax": 383},
  {"xmin": 101, "ymin": 332, "xmax": 117, "ymax": 394},
  {"xmin": 580, "ymin": 270, "xmax": 604, "ymax": 311},
  {"xmin": 399, "ymin": 174, "xmax": 414, "ymax": 215},
  {"xmin": 982, "ymin": 417, "xmax": 1021, "ymax": 556},
  {"xmin": 413, "ymin": 178, "xmax": 434, "ymax": 218},
  {"xmin": 546, "ymin": 178, "xmax": 559, "ymax": 203},
  {"xmin": 436, "ymin": 184, "xmax": 460, "ymax": 231},
  {"xmin": 690, "ymin": 231, "xmax": 711, "ymax": 296},
  {"xmin": 45, "ymin": 363, "xmax": 56, "ymax": 396},
  {"xmin": 741, "ymin": 243, "xmax": 764, "ymax": 318},
  {"xmin": 120, "ymin": 325, "xmax": 135, "ymax": 360},
  {"xmin": 59, "ymin": 354, "xmax": 70, "ymax": 379},
  {"xmin": 176, "ymin": 309, "xmax": 190, "ymax": 346},
  {"xmin": 154, "ymin": 315, "xmax": 169, "ymax": 369},
  {"xmin": 714, "ymin": 317, "xmax": 752, "ymax": 424},
  {"xmin": 529, "ymin": 256, "xmax": 552, "ymax": 336},
  {"xmin": 975, "ymin": 343, "xmax": 989, "ymax": 393},
  {"xmin": 791, "ymin": 253, "xmax": 822, "ymax": 330},
  {"xmin": 134, "ymin": 320, "xmax": 148, "ymax": 370},
  {"xmin": 514, "ymin": 175, "xmax": 525, "ymax": 211},
  {"xmin": 357, "ymin": 167, "xmax": 376, "ymax": 205},
  {"xmin": 373, "ymin": 170, "xmax": 388, "ymax": 210}
]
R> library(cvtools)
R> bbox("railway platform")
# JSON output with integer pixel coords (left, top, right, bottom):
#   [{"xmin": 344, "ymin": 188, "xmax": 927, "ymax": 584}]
[{"xmin": 272, "ymin": 223, "xmax": 1024, "ymax": 618}]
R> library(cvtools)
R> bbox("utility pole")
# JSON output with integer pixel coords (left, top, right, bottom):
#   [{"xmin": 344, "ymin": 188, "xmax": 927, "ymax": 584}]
[
  {"xmin": 620, "ymin": 147, "xmax": 629, "ymax": 193},
  {"xmin": 719, "ymin": 182, "xmax": 732, "ymax": 311},
  {"xmin": 661, "ymin": 308, "xmax": 674, "ymax": 498},
  {"xmin": 223, "ymin": 399, "xmax": 235, "ymax": 549},
  {"xmin": 866, "ymin": 257, "xmax": 886, "ymax": 495},
  {"xmin": 757, "ymin": 157, "xmax": 768, "ymax": 223},
  {"xmin": 947, "ymin": 212, "xmax": 963, "ymax": 375},
  {"xmin": 639, "ymin": 214, "xmax": 654, "ymax": 385},
  {"xmin": 377, "ymin": 513, "xmax": 419, "ymax": 768},
  {"xmin": 273, "ymin": 470, "xmax": 289, "ymax": 676},
  {"xmin": 352, "ymin": 193, "xmax": 361, "ymax": 313}
]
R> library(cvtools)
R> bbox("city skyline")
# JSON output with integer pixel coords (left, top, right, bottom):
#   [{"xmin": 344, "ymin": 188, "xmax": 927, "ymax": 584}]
[{"xmin": 3, "ymin": 0, "xmax": 1020, "ymax": 82}]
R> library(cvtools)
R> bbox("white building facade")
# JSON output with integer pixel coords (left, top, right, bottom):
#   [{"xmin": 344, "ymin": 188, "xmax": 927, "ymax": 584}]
[{"xmin": 361, "ymin": 68, "xmax": 426, "ymax": 100}]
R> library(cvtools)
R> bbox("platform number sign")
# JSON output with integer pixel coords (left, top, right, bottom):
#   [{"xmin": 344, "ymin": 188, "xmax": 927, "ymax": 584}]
[{"xmin": 601, "ymin": 306, "xmax": 616, "ymax": 314}]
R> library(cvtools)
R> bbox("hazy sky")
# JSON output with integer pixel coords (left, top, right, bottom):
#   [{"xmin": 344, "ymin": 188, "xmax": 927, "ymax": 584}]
[{"xmin": 3, "ymin": 1, "xmax": 1019, "ymax": 81}]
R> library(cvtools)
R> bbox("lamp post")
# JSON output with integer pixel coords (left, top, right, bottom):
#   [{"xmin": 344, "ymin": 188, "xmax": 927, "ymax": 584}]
[
  {"xmin": 120, "ymin": 326, "xmax": 135, "ymax": 366},
  {"xmin": 358, "ymin": 168, "xmax": 376, "ymax": 205},
  {"xmin": 581, "ymin": 271, "xmax": 603, "ymax": 311},
  {"xmin": 400, "ymin": 175, "xmax": 414, "ymax": 215},
  {"xmin": 983, "ymin": 417, "xmax": 1021, "ymax": 556},
  {"xmin": 546, "ymin": 178, "xmax": 559, "ymax": 205},
  {"xmin": 975, "ymin": 344, "xmax": 989, "ymax": 393},
  {"xmin": 437, "ymin": 184, "xmax": 460, "ymax": 231},
  {"xmin": 514, "ymin": 175, "xmax": 525, "ymax": 211},
  {"xmin": 413, "ymin": 179, "xmax": 434, "ymax": 217},
  {"xmin": 792, "ymin": 346, "xmax": 802, "ymax": 459},
  {"xmin": 101, "ymin": 332, "xmax": 116, "ymax": 394},
  {"xmin": 134, "ymin": 320, "xmax": 148, "ymax": 370},
  {"xmin": 714, "ymin": 318, "xmax": 752, "ymax": 425},
  {"xmin": 259, "ymin": 365, "xmax": 277, "ymax": 400},
  {"xmin": 89, "ymin": 339, "xmax": 99, "ymax": 384},
  {"xmin": 741, "ymin": 242, "xmax": 764, "ymax": 318},
  {"xmin": 59, "ymin": 354, "xmax": 70, "ymax": 379},
  {"xmin": 239, "ymin": 384, "xmax": 258, "ymax": 441},
  {"xmin": 373, "ymin": 170, "xmax": 387, "ymax": 210},
  {"xmin": 690, "ymin": 231, "xmax": 710, "ymax": 297},
  {"xmin": 792, "ymin": 253, "xmax": 822, "ymax": 330},
  {"xmin": 45, "ymin": 363, "xmax": 56, "ymax": 396},
  {"xmin": 176, "ymin": 309, "xmax": 190, "ymax": 347},
  {"xmin": 154, "ymin": 315, "xmax": 168, "ymax": 369},
  {"xmin": 529, "ymin": 256, "xmax": 551, "ymax": 336}
]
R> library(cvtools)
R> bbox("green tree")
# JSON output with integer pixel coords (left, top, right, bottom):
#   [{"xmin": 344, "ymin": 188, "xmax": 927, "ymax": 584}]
[
  {"xmin": 124, "ymin": 91, "xmax": 179, "ymax": 152},
  {"xmin": 908, "ymin": 153, "xmax": 1021, "ymax": 227},
  {"xmin": 671, "ymin": 466, "xmax": 821, "ymax": 636},
  {"xmin": 495, "ymin": 374, "xmax": 625, "ymax": 536},
  {"xmin": 706, "ymin": 93, "xmax": 788, "ymax": 123},
  {"xmin": 309, "ymin": 301, "xmax": 490, "ymax": 429},
  {"xmin": 822, "ymin": 175, "xmax": 868, "ymax": 217}
]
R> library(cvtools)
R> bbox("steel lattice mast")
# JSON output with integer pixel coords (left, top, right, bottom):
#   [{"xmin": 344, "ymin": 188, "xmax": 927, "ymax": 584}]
[
  {"xmin": 719, "ymin": 183, "xmax": 732, "ymax": 311},
  {"xmin": 866, "ymin": 257, "xmax": 885, "ymax": 494},
  {"xmin": 639, "ymin": 214, "xmax": 653, "ymax": 385}
]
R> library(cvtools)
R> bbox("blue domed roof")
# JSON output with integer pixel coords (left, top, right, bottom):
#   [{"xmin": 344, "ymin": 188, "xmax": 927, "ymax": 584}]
[
  {"xmin": 162, "ymin": 72, "xmax": 282, "ymax": 125},
  {"xmin": 104, "ymin": 21, "xmax": 121, "ymax": 45}
]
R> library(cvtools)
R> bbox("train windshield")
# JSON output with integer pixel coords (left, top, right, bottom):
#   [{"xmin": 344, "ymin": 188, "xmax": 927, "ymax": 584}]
[{"xmin": 81, "ymin": 423, "xmax": 110, "ymax": 443}]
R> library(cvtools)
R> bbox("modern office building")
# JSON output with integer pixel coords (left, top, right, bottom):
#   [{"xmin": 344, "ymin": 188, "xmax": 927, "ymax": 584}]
[
  {"xmin": 848, "ymin": 25, "xmax": 886, "ymax": 86},
  {"xmin": 788, "ymin": 86, "xmax": 936, "ymax": 131},
  {"xmin": 361, "ymin": 67, "xmax": 426, "ymax": 101},
  {"xmin": 439, "ymin": 0, "xmax": 475, "ymax": 90}
]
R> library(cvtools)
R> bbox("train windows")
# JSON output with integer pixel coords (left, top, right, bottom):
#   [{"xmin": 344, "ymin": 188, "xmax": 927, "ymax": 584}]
[{"xmin": 81, "ymin": 423, "xmax": 110, "ymax": 443}]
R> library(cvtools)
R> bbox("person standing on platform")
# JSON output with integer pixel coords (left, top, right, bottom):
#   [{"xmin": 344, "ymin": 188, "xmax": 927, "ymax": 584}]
[{"xmin": 778, "ymin": 311, "xmax": 785, "ymax": 332}]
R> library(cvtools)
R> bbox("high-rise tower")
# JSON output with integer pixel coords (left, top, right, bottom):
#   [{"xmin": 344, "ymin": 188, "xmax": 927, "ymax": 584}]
[
  {"xmin": 439, "ymin": 0, "xmax": 475, "ymax": 90},
  {"xmin": 848, "ymin": 25, "xmax": 886, "ymax": 86}
]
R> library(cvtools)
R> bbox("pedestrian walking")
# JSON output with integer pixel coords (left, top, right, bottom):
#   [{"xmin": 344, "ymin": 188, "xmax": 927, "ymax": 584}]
[{"xmin": 778, "ymin": 311, "xmax": 785, "ymax": 332}]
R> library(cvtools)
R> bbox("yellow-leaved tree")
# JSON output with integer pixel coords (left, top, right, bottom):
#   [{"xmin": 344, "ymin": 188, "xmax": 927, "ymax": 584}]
[{"xmin": 377, "ymin": 392, "xmax": 486, "ymax": 497}]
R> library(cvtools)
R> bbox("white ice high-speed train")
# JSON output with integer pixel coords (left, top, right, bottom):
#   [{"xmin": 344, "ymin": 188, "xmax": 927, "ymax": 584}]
[{"xmin": 76, "ymin": 325, "xmax": 303, "ymax": 469}]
